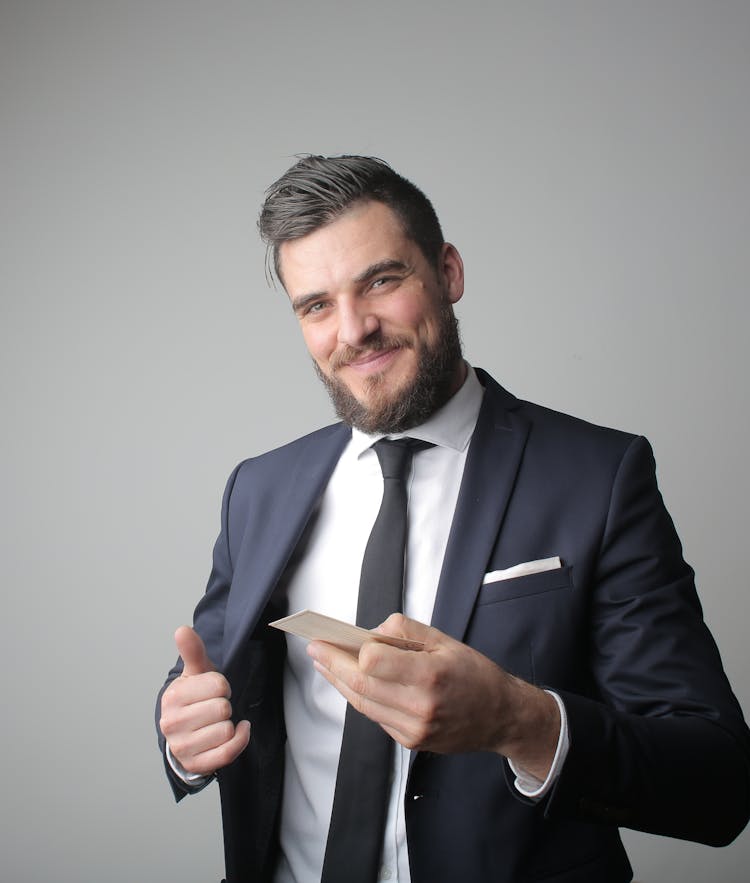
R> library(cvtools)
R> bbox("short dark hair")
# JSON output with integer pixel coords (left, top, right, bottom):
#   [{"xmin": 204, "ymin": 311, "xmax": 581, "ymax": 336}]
[{"xmin": 258, "ymin": 155, "xmax": 444, "ymax": 284}]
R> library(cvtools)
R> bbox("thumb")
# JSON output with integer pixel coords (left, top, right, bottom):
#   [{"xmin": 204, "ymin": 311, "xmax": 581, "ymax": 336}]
[
  {"xmin": 377, "ymin": 613, "xmax": 433, "ymax": 642},
  {"xmin": 175, "ymin": 625, "xmax": 215, "ymax": 676}
]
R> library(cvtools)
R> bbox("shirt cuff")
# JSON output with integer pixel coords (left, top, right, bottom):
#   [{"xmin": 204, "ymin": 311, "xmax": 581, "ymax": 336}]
[
  {"xmin": 166, "ymin": 741, "xmax": 211, "ymax": 786},
  {"xmin": 508, "ymin": 690, "xmax": 569, "ymax": 799}
]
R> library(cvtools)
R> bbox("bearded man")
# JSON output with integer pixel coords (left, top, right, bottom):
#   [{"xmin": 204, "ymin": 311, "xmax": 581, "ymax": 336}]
[{"xmin": 157, "ymin": 155, "xmax": 750, "ymax": 883}]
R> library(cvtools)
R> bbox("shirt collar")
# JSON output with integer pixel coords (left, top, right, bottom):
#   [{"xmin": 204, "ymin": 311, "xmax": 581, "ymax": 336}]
[{"xmin": 350, "ymin": 363, "xmax": 484, "ymax": 458}]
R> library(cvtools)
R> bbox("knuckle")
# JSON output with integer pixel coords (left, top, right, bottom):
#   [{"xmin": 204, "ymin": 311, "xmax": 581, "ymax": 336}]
[
  {"xmin": 358, "ymin": 643, "xmax": 381, "ymax": 674},
  {"xmin": 207, "ymin": 672, "xmax": 229, "ymax": 696},
  {"xmin": 217, "ymin": 697, "xmax": 233, "ymax": 720},
  {"xmin": 159, "ymin": 714, "xmax": 177, "ymax": 737},
  {"xmin": 349, "ymin": 693, "xmax": 368, "ymax": 716},
  {"xmin": 168, "ymin": 733, "xmax": 189, "ymax": 757},
  {"xmin": 385, "ymin": 612, "xmax": 406, "ymax": 629},
  {"xmin": 181, "ymin": 755, "xmax": 205, "ymax": 775},
  {"xmin": 421, "ymin": 665, "xmax": 445, "ymax": 692},
  {"xmin": 217, "ymin": 719, "xmax": 235, "ymax": 743},
  {"xmin": 161, "ymin": 684, "xmax": 181, "ymax": 708},
  {"xmin": 213, "ymin": 738, "xmax": 240, "ymax": 769},
  {"xmin": 408, "ymin": 721, "xmax": 432, "ymax": 749},
  {"xmin": 401, "ymin": 734, "xmax": 420, "ymax": 751},
  {"xmin": 162, "ymin": 702, "xmax": 193, "ymax": 731},
  {"xmin": 414, "ymin": 695, "xmax": 439, "ymax": 727},
  {"xmin": 349, "ymin": 671, "xmax": 369, "ymax": 697}
]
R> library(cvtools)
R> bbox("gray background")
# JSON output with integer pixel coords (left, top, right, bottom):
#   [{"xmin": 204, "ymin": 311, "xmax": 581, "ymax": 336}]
[{"xmin": 2, "ymin": 2, "xmax": 748, "ymax": 881}]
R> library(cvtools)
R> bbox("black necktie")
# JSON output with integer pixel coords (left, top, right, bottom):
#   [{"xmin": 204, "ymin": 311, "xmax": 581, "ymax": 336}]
[{"xmin": 321, "ymin": 438, "xmax": 429, "ymax": 883}]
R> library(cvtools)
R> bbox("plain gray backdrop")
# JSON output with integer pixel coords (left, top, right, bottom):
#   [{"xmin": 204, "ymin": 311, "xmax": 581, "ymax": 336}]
[{"xmin": 2, "ymin": 2, "xmax": 749, "ymax": 881}]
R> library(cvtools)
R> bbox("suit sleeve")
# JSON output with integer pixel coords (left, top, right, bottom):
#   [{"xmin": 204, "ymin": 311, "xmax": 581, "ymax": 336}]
[
  {"xmin": 544, "ymin": 436, "xmax": 750, "ymax": 845},
  {"xmin": 155, "ymin": 463, "xmax": 242, "ymax": 802}
]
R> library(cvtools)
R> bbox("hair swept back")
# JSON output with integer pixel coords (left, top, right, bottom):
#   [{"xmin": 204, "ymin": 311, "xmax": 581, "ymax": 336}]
[{"xmin": 258, "ymin": 154, "xmax": 444, "ymax": 285}]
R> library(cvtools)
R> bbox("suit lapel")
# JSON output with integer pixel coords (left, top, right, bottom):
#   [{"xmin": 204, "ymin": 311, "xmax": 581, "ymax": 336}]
[
  {"xmin": 223, "ymin": 424, "xmax": 350, "ymax": 672},
  {"xmin": 430, "ymin": 371, "xmax": 530, "ymax": 642}
]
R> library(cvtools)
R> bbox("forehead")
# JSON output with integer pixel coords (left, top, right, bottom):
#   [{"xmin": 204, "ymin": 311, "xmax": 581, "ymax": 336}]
[{"xmin": 278, "ymin": 201, "xmax": 417, "ymax": 295}]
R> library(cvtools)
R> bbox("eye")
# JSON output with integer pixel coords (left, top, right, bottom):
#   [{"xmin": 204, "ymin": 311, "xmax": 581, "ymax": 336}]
[
  {"xmin": 371, "ymin": 276, "xmax": 396, "ymax": 290},
  {"xmin": 300, "ymin": 300, "xmax": 330, "ymax": 319}
]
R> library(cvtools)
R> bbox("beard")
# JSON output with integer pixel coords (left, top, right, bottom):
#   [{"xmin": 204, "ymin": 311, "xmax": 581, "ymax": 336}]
[{"xmin": 314, "ymin": 301, "xmax": 463, "ymax": 434}]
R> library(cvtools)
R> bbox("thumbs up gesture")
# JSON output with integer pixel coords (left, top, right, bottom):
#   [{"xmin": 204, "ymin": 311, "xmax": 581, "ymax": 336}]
[{"xmin": 159, "ymin": 626, "xmax": 251, "ymax": 776}]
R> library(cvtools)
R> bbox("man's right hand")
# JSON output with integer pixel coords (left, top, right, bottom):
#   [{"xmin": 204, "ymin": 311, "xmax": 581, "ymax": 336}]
[{"xmin": 159, "ymin": 626, "xmax": 251, "ymax": 777}]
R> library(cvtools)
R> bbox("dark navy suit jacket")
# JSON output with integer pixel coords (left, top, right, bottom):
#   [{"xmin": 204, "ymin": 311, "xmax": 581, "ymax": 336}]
[{"xmin": 157, "ymin": 368, "xmax": 750, "ymax": 882}]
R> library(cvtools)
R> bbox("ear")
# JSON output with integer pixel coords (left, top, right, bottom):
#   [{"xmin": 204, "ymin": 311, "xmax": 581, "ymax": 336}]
[{"xmin": 439, "ymin": 243, "xmax": 465, "ymax": 304}]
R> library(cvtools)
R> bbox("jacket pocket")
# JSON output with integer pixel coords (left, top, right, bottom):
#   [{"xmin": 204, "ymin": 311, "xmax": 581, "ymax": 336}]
[{"xmin": 477, "ymin": 565, "xmax": 572, "ymax": 605}]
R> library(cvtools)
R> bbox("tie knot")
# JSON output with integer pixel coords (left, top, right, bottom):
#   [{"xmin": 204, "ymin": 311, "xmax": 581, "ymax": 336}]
[{"xmin": 372, "ymin": 438, "xmax": 432, "ymax": 481}]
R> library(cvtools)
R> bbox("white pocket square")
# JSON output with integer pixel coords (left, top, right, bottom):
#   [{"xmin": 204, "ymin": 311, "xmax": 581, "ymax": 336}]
[{"xmin": 482, "ymin": 556, "xmax": 562, "ymax": 585}]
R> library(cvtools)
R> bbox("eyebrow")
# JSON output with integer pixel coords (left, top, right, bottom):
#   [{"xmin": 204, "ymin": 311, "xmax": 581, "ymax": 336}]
[
  {"xmin": 290, "ymin": 290, "xmax": 326, "ymax": 313},
  {"xmin": 290, "ymin": 259, "xmax": 411, "ymax": 313},
  {"xmin": 353, "ymin": 259, "xmax": 410, "ymax": 284}
]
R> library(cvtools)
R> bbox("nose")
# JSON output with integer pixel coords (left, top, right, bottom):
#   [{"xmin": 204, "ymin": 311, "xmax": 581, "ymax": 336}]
[{"xmin": 336, "ymin": 299, "xmax": 379, "ymax": 348}]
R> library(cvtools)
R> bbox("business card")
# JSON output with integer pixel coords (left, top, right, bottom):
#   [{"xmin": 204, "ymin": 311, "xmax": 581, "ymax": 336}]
[{"xmin": 269, "ymin": 610, "xmax": 424, "ymax": 654}]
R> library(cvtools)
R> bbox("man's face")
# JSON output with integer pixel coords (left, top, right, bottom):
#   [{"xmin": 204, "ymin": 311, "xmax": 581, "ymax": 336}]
[{"xmin": 279, "ymin": 200, "xmax": 466, "ymax": 433}]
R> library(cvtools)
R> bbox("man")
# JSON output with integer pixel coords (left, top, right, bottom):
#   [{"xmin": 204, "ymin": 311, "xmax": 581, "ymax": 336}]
[{"xmin": 157, "ymin": 155, "xmax": 750, "ymax": 882}]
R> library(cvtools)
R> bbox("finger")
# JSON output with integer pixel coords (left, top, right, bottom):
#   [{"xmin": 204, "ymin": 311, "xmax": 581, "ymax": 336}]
[
  {"xmin": 163, "ymin": 695, "xmax": 233, "ymax": 732},
  {"xmin": 312, "ymin": 634, "xmax": 430, "ymax": 691},
  {"xmin": 178, "ymin": 719, "xmax": 252, "ymax": 777},
  {"xmin": 175, "ymin": 626, "xmax": 215, "ymax": 677},
  {"xmin": 309, "ymin": 642, "xmax": 415, "ymax": 715},
  {"xmin": 172, "ymin": 718, "xmax": 237, "ymax": 756},
  {"xmin": 312, "ymin": 658, "xmax": 428, "ymax": 746},
  {"xmin": 163, "ymin": 670, "xmax": 232, "ymax": 707},
  {"xmin": 358, "ymin": 640, "xmax": 424, "ymax": 682},
  {"xmin": 313, "ymin": 654, "xmax": 420, "ymax": 715},
  {"xmin": 309, "ymin": 639, "xmax": 424, "ymax": 704},
  {"xmin": 307, "ymin": 640, "xmax": 362, "ymax": 680},
  {"xmin": 376, "ymin": 612, "xmax": 430, "ymax": 639},
  {"xmin": 307, "ymin": 642, "xmax": 376, "ymax": 709},
  {"xmin": 380, "ymin": 718, "xmax": 435, "ymax": 751}
]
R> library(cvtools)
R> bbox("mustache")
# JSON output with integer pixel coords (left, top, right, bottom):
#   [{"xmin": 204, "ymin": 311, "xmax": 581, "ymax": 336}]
[{"xmin": 329, "ymin": 334, "xmax": 413, "ymax": 371}]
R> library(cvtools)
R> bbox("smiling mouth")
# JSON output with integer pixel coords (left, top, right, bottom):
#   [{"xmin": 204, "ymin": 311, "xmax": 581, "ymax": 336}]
[
  {"xmin": 331, "ymin": 336, "xmax": 411, "ymax": 373},
  {"xmin": 343, "ymin": 347, "xmax": 400, "ymax": 371}
]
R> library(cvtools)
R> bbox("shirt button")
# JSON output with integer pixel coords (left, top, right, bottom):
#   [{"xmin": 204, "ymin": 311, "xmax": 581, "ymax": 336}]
[{"xmin": 379, "ymin": 866, "xmax": 393, "ymax": 880}]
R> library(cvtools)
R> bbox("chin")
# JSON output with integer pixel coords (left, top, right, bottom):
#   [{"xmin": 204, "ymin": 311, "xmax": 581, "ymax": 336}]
[{"xmin": 358, "ymin": 378, "xmax": 412, "ymax": 412}]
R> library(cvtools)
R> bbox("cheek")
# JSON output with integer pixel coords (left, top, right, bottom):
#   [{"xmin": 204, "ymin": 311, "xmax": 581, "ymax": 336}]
[
  {"xmin": 383, "ymin": 294, "xmax": 433, "ymax": 336},
  {"xmin": 300, "ymin": 324, "xmax": 334, "ymax": 365},
  {"xmin": 393, "ymin": 304, "xmax": 442, "ymax": 348}
]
